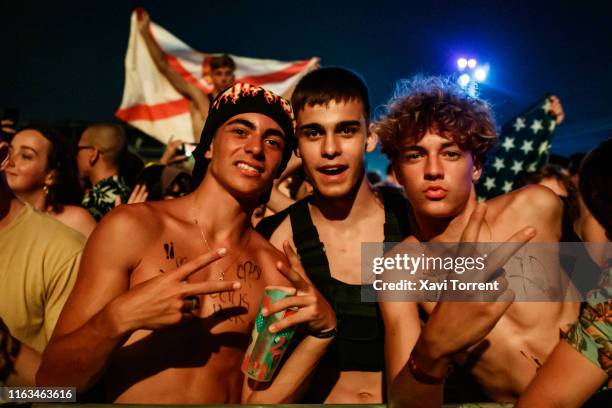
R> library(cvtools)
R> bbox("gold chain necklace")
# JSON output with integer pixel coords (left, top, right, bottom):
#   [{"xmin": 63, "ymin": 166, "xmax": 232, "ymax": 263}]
[{"xmin": 192, "ymin": 206, "xmax": 252, "ymax": 281}]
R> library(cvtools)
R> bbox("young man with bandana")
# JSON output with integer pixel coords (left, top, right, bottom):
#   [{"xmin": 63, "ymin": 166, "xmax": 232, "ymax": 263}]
[
  {"xmin": 375, "ymin": 76, "xmax": 580, "ymax": 406},
  {"xmin": 38, "ymin": 84, "xmax": 336, "ymax": 404},
  {"xmin": 257, "ymin": 68, "xmax": 412, "ymax": 403}
]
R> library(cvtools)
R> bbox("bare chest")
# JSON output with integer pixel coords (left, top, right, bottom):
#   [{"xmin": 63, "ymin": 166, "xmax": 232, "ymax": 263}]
[
  {"xmin": 131, "ymin": 235, "xmax": 268, "ymax": 331},
  {"xmin": 315, "ymin": 221, "xmax": 385, "ymax": 284}
]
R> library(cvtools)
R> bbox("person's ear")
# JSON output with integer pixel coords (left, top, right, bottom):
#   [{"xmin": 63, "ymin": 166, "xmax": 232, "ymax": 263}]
[
  {"xmin": 204, "ymin": 144, "xmax": 213, "ymax": 160},
  {"xmin": 45, "ymin": 169, "xmax": 58, "ymax": 187},
  {"xmin": 0, "ymin": 141, "xmax": 10, "ymax": 171},
  {"xmin": 89, "ymin": 148, "xmax": 101, "ymax": 166},
  {"xmin": 472, "ymin": 161, "xmax": 483, "ymax": 183},
  {"xmin": 366, "ymin": 124, "xmax": 379, "ymax": 153}
]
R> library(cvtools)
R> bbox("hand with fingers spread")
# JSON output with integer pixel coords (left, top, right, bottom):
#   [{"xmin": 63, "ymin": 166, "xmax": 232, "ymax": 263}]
[
  {"xmin": 160, "ymin": 140, "xmax": 188, "ymax": 165},
  {"xmin": 114, "ymin": 184, "xmax": 149, "ymax": 207},
  {"xmin": 411, "ymin": 203, "xmax": 537, "ymax": 380},
  {"xmin": 547, "ymin": 95, "xmax": 565, "ymax": 125},
  {"xmin": 107, "ymin": 248, "xmax": 241, "ymax": 333},
  {"xmin": 127, "ymin": 184, "xmax": 149, "ymax": 204},
  {"xmin": 261, "ymin": 241, "xmax": 336, "ymax": 337}
]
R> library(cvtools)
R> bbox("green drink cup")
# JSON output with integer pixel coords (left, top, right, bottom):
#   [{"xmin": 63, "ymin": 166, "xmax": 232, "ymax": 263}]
[{"xmin": 241, "ymin": 287, "xmax": 297, "ymax": 382}]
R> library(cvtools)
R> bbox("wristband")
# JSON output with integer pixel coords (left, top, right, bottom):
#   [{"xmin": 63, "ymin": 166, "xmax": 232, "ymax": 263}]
[
  {"xmin": 407, "ymin": 352, "xmax": 452, "ymax": 385},
  {"xmin": 309, "ymin": 327, "xmax": 337, "ymax": 339}
]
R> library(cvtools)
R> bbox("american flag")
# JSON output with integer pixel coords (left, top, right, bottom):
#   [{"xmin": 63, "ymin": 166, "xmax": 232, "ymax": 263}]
[
  {"xmin": 115, "ymin": 11, "xmax": 318, "ymax": 144},
  {"xmin": 476, "ymin": 95, "xmax": 559, "ymax": 200}
]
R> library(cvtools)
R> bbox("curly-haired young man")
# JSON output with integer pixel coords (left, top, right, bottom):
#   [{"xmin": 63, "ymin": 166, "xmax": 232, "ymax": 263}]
[{"xmin": 376, "ymin": 76, "xmax": 580, "ymax": 406}]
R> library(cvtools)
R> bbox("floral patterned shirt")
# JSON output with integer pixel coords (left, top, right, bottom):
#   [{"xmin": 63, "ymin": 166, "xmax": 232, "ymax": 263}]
[
  {"xmin": 82, "ymin": 175, "xmax": 130, "ymax": 221},
  {"xmin": 563, "ymin": 261, "xmax": 612, "ymax": 388}
]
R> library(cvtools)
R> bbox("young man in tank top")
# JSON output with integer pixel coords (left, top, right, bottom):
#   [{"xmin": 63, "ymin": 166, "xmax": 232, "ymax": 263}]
[
  {"xmin": 375, "ymin": 76, "xmax": 579, "ymax": 405},
  {"xmin": 37, "ymin": 84, "xmax": 337, "ymax": 404},
  {"xmin": 257, "ymin": 67, "xmax": 412, "ymax": 403}
]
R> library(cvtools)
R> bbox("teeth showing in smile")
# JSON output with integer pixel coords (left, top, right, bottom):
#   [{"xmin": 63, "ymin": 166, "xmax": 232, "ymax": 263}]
[{"xmin": 237, "ymin": 162, "xmax": 260, "ymax": 173}]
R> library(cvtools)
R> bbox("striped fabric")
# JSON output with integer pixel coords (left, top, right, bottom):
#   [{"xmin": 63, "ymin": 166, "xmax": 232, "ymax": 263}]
[{"xmin": 115, "ymin": 11, "xmax": 319, "ymax": 144}]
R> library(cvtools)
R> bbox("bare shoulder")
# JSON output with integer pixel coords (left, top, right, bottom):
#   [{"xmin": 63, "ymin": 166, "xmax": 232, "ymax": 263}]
[
  {"xmin": 490, "ymin": 184, "xmax": 562, "ymax": 218},
  {"xmin": 488, "ymin": 184, "xmax": 563, "ymax": 240},
  {"xmin": 85, "ymin": 202, "xmax": 166, "ymax": 261},
  {"xmin": 56, "ymin": 205, "xmax": 96, "ymax": 237},
  {"xmin": 60, "ymin": 205, "xmax": 93, "ymax": 220}
]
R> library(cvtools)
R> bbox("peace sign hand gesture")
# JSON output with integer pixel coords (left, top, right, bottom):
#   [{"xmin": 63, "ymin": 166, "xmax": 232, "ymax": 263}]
[
  {"xmin": 108, "ymin": 248, "xmax": 242, "ymax": 334},
  {"xmin": 261, "ymin": 241, "xmax": 337, "ymax": 336},
  {"xmin": 419, "ymin": 203, "xmax": 537, "ymax": 363}
]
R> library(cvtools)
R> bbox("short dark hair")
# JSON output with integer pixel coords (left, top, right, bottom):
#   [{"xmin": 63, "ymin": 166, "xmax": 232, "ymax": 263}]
[
  {"xmin": 210, "ymin": 54, "xmax": 235, "ymax": 71},
  {"xmin": 291, "ymin": 67, "xmax": 370, "ymax": 121},
  {"xmin": 375, "ymin": 75, "xmax": 497, "ymax": 168},
  {"xmin": 579, "ymin": 137, "xmax": 612, "ymax": 239}
]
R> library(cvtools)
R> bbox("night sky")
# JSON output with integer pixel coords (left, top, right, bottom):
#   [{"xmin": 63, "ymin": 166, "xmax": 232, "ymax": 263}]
[{"xmin": 3, "ymin": 0, "xmax": 611, "ymax": 170}]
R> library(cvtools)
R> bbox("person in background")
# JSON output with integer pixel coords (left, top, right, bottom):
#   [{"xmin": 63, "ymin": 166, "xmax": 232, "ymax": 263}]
[
  {"xmin": 137, "ymin": 8, "xmax": 236, "ymax": 141},
  {"xmin": 0, "ymin": 131, "xmax": 84, "ymax": 384},
  {"xmin": 517, "ymin": 137, "xmax": 612, "ymax": 407},
  {"xmin": 567, "ymin": 151, "xmax": 608, "ymax": 264},
  {"xmin": 77, "ymin": 123, "xmax": 131, "ymax": 221},
  {"xmin": 6, "ymin": 125, "xmax": 96, "ymax": 237}
]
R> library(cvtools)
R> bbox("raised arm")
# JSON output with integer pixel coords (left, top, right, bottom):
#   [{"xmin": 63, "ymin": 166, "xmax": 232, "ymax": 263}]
[
  {"xmin": 136, "ymin": 9, "xmax": 210, "ymax": 116},
  {"xmin": 37, "ymin": 206, "xmax": 239, "ymax": 391}
]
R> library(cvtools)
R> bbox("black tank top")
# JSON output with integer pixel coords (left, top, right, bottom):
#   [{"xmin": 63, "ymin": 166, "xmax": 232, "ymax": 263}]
[{"xmin": 256, "ymin": 186, "xmax": 412, "ymax": 371}]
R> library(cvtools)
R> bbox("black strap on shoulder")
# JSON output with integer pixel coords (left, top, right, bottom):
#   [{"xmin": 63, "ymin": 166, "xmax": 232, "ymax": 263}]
[
  {"xmin": 289, "ymin": 198, "xmax": 332, "ymax": 281},
  {"xmin": 255, "ymin": 205, "xmax": 291, "ymax": 239}
]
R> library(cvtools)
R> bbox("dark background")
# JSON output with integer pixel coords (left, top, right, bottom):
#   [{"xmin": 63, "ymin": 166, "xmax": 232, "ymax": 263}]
[{"xmin": 2, "ymin": 0, "xmax": 611, "ymax": 170}]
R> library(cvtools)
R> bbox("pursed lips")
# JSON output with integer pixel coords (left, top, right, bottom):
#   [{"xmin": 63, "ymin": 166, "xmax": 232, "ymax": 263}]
[{"xmin": 423, "ymin": 185, "xmax": 448, "ymax": 200}]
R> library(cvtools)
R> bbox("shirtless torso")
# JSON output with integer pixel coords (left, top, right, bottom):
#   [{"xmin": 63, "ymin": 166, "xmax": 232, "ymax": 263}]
[
  {"xmin": 421, "ymin": 187, "xmax": 579, "ymax": 400},
  {"xmin": 103, "ymin": 199, "xmax": 288, "ymax": 403},
  {"xmin": 41, "ymin": 196, "xmax": 287, "ymax": 403},
  {"xmin": 385, "ymin": 185, "xmax": 580, "ymax": 402}
]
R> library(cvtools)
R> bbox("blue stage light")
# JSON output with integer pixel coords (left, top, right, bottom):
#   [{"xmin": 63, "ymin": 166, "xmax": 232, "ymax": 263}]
[
  {"xmin": 467, "ymin": 58, "xmax": 477, "ymax": 68},
  {"xmin": 458, "ymin": 74, "xmax": 471, "ymax": 87},
  {"xmin": 457, "ymin": 58, "xmax": 468, "ymax": 69},
  {"xmin": 474, "ymin": 67, "xmax": 487, "ymax": 82}
]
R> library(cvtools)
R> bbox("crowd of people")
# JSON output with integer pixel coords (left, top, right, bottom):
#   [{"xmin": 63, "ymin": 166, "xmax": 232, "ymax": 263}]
[{"xmin": 1, "ymin": 19, "xmax": 610, "ymax": 408}]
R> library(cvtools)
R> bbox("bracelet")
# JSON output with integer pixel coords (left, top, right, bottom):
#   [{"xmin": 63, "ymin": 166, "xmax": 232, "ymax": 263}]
[
  {"xmin": 407, "ymin": 352, "xmax": 452, "ymax": 385},
  {"xmin": 309, "ymin": 327, "xmax": 338, "ymax": 339}
]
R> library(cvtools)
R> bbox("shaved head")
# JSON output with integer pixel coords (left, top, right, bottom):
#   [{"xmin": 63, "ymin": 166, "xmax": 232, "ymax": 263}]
[{"xmin": 81, "ymin": 124, "xmax": 126, "ymax": 166}]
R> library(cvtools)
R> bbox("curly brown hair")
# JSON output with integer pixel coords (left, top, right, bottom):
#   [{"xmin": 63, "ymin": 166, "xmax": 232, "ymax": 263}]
[{"xmin": 374, "ymin": 76, "xmax": 497, "ymax": 168}]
